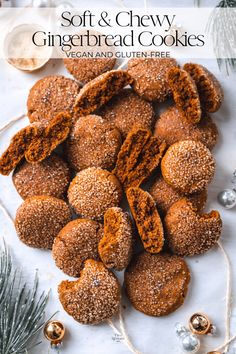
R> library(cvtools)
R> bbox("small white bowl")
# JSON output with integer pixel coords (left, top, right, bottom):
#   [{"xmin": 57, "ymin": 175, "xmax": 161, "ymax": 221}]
[{"xmin": 4, "ymin": 23, "xmax": 52, "ymax": 72}]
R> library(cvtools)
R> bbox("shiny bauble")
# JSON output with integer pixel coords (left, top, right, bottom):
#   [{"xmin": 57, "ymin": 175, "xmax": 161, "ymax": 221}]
[
  {"xmin": 43, "ymin": 320, "xmax": 65, "ymax": 344},
  {"xmin": 181, "ymin": 333, "xmax": 201, "ymax": 353},
  {"xmin": 175, "ymin": 323, "xmax": 200, "ymax": 353},
  {"xmin": 189, "ymin": 313, "xmax": 210, "ymax": 335},
  {"xmin": 218, "ymin": 189, "xmax": 236, "ymax": 209}
]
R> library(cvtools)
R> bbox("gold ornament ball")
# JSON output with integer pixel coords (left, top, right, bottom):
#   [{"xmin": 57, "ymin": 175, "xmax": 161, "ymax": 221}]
[
  {"xmin": 189, "ymin": 313, "xmax": 211, "ymax": 335},
  {"xmin": 44, "ymin": 320, "xmax": 65, "ymax": 344}
]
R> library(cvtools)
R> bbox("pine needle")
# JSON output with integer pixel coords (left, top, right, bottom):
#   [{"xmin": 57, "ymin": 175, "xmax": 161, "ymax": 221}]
[
  {"xmin": 0, "ymin": 241, "xmax": 49, "ymax": 354},
  {"xmin": 207, "ymin": 0, "xmax": 236, "ymax": 74}
]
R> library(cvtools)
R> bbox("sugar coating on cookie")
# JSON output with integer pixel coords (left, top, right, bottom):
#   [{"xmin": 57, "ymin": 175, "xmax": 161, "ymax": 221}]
[
  {"xmin": 168, "ymin": 67, "xmax": 201, "ymax": 124},
  {"xmin": 100, "ymin": 89, "xmax": 155, "ymax": 138},
  {"xmin": 127, "ymin": 187, "xmax": 164, "ymax": 254},
  {"xmin": 66, "ymin": 115, "xmax": 122, "ymax": 172},
  {"xmin": 127, "ymin": 58, "xmax": 178, "ymax": 102},
  {"xmin": 15, "ymin": 196, "xmax": 72, "ymax": 249},
  {"xmin": 98, "ymin": 207, "xmax": 133, "ymax": 271},
  {"xmin": 74, "ymin": 70, "xmax": 133, "ymax": 116},
  {"xmin": 58, "ymin": 259, "xmax": 121, "ymax": 324},
  {"xmin": 184, "ymin": 63, "xmax": 223, "ymax": 113},
  {"xmin": 13, "ymin": 154, "xmax": 71, "ymax": 200},
  {"xmin": 161, "ymin": 140, "xmax": 215, "ymax": 194},
  {"xmin": 154, "ymin": 106, "xmax": 218, "ymax": 150},
  {"xmin": 164, "ymin": 199, "xmax": 222, "ymax": 256},
  {"xmin": 113, "ymin": 128, "xmax": 166, "ymax": 190},
  {"xmin": 68, "ymin": 167, "xmax": 123, "ymax": 221},
  {"xmin": 124, "ymin": 252, "xmax": 191, "ymax": 316},
  {"xmin": 64, "ymin": 58, "xmax": 116, "ymax": 84},
  {"xmin": 52, "ymin": 219, "xmax": 103, "ymax": 277},
  {"xmin": 149, "ymin": 175, "xmax": 207, "ymax": 215},
  {"xmin": 27, "ymin": 75, "xmax": 80, "ymax": 123}
]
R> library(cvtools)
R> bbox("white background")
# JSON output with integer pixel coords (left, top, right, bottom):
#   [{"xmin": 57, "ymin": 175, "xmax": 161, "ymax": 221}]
[{"xmin": 0, "ymin": 1, "xmax": 236, "ymax": 354}]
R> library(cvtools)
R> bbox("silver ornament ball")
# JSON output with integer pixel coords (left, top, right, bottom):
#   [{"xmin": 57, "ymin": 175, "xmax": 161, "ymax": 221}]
[
  {"xmin": 218, "ymin": 189, "xmax": 236, "ymax": 209},
  {"xmin": 181, "ymin": 334, "xmax": 200, "ymax": 353},
  {"xmin": 210, "ymin": 325, "xmax": 217, "ymax": 336},
  {"xmin": 175, "ymin": 323, "xmax": 200, "ymax": 354},
  {"xmin": 175, "ymin": 322, "xmax": 188, "ymax": 337}
]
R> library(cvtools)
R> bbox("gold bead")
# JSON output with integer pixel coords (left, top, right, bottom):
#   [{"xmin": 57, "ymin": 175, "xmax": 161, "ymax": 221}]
[
  {"xmin": 43, "ymin": 320, "xmax": 65, "ymax": 344},
  {"xmin": 207, "ymin": 352, "xmax": 222, "ymax": 354},
  {"xmin": 189, "ymin": 313, "xmax": 211, "ymax": 335}
]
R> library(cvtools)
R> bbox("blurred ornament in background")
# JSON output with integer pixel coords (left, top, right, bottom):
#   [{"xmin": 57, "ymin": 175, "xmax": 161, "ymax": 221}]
[
  {"xmin": 55, "ymin": 1, "xmax": 73, "ymax": 12},
  {"xmin": 0, "ymin": 0, "xmax": 12, "ymax": 7},
  {"xmin": 31, "ymin": 0, "xmax": 72, "ymax": 8},
  {"xmin": 31, "ymin": 0, "xmax": 51, "ymax": 7},
  {"xmin": 175, "ymin": 322, "xmax": 201, "ymax": 353}
]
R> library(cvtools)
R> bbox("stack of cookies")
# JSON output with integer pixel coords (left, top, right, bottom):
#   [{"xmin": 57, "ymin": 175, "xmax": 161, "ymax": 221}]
[{"xmin": 0, "ymin": 57, "xmax": 223, "ymax": 324}]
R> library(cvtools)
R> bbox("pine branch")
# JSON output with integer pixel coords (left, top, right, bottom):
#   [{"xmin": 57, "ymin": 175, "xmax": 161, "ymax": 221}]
[
  {"xmin": 207, "ymin": 0, "xmax": 236, "ymax": 74},
  {"xmin": 0, "ymin": 241, "xmax": 49, "ymax": 354}
]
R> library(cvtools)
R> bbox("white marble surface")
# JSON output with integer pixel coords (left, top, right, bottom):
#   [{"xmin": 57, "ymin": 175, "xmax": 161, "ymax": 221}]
[{"xmin": 0, "ymin": 1, "xmax": 236, "ymax": 354}]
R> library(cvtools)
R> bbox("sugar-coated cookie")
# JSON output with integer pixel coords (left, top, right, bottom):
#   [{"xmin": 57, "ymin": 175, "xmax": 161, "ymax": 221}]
[
  {"xmin": 58, "ymin": 259, "xmax": 121, "ymax": 324},
  {"xmin": 52, "ymin": 219, "xmax": 103, "ymax": 277},
  {"xmin": 15, "ymin": 196, "xmax": 72, "ymax": 249},
  {"xmin": 127, "ymin": 58, "xmax": 178, "ymax": 102},
  {"xmin": 161, "ymin": 140, "xmax": 215, "ymax": 194},
  {"xmin": 124, "ymin": 252, "xmax": 190, "ymax": 316},
  {"xmin": 68, "ymin": 167, "xmax": 123, "ymax": 222},
  {"xmin": 164, "ymin": 199, "xmax": 222, "ymax": 256},
  {"xmin": 66, "ymin": 115, "xmax": 121, "ymax": 172}
]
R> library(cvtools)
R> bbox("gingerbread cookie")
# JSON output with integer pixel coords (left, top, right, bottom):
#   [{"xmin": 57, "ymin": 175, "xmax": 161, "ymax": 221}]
[
  {"xmin": 15, "ymin": 196, "xmax": 72, "ymax": 249},
  {"xmin": 127, "ymin": 58, "xmax": 178, "ymax": 102},
  {"xmin": 127, "ymin": 187, "xmax": 164, "ymax": 254},
  {"xmin": 168, "ymin": 67, "xmax": 201, "ymax": 124},
  {"xmin": 164, "ymin": 199, "xmax": 222, "ymax": 256},
  {"xmin": 27, "ymin": 75, "xmax": 80, "ymax": 123},
  {"xmin": 161, "ymin": 140, "xmax": 215, "ymax": 194},
  {"xmin": 154, "ymin": 106, "xmax": 218, "ymax": 150},
  {"xmin": 149, "ymin": 175, "xmax": 207, "ymax": 215},
  {"xmin": 66, "ymin": 115, "xmax": 122, "ymax": 172},
  {"xmin": 74, "ymin": 70, "xmax": 133, "ymax": 116},
  {"xmin": 184, "ymin": 63, "xmax": 223, "ymax": 113},
  {"xmin": 100, "ymin": 89, "xmax": 155, "ymax": 138},
  {"xmin": 113, "ymin": 128, "xmax": 166, "ymax": 190},
  {"xmin": 25, "ymin": 112, "xmax": 72, "ymax": 163},
  {"xmin": 58, "ymin": 259, "xmax": 121, "ymax": 324},
  {"xmin": 98, "ymin": 207, "xmax": 133, "ymax": 271},
  {"xmin": 0, "ymin": 124, "xmax": 37, "ymax": 176},
  {"xmin": 0, "ymin": 113, "xmax": 72, "ymax": 175},
  {"xmin": 68, "ymin": 167, "xmax": 123, "ymax": 222},
  {"xmin": 13, "ymin": 154, "xmax": 71, "ymax": 200},
  {"xmin": 64, "ymin": 58, "xmax": 116, "ymax": 84},
  {"xmin": 124, "ymin": 252, "xmax": 191, "ymax": 316},
  {"xmin": 52, "ymin": 219, "xmax": 103, "ymax": 277}
]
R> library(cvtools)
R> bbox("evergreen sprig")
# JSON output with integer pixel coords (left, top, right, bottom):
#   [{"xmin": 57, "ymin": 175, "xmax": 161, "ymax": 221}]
[
  {"xmin": 0, "ymin": 242, "xmax": 49, "ymax": 354},
  {"xmin": 207, "ymin": 0, "xmax": 236, "ymax": 74}
]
